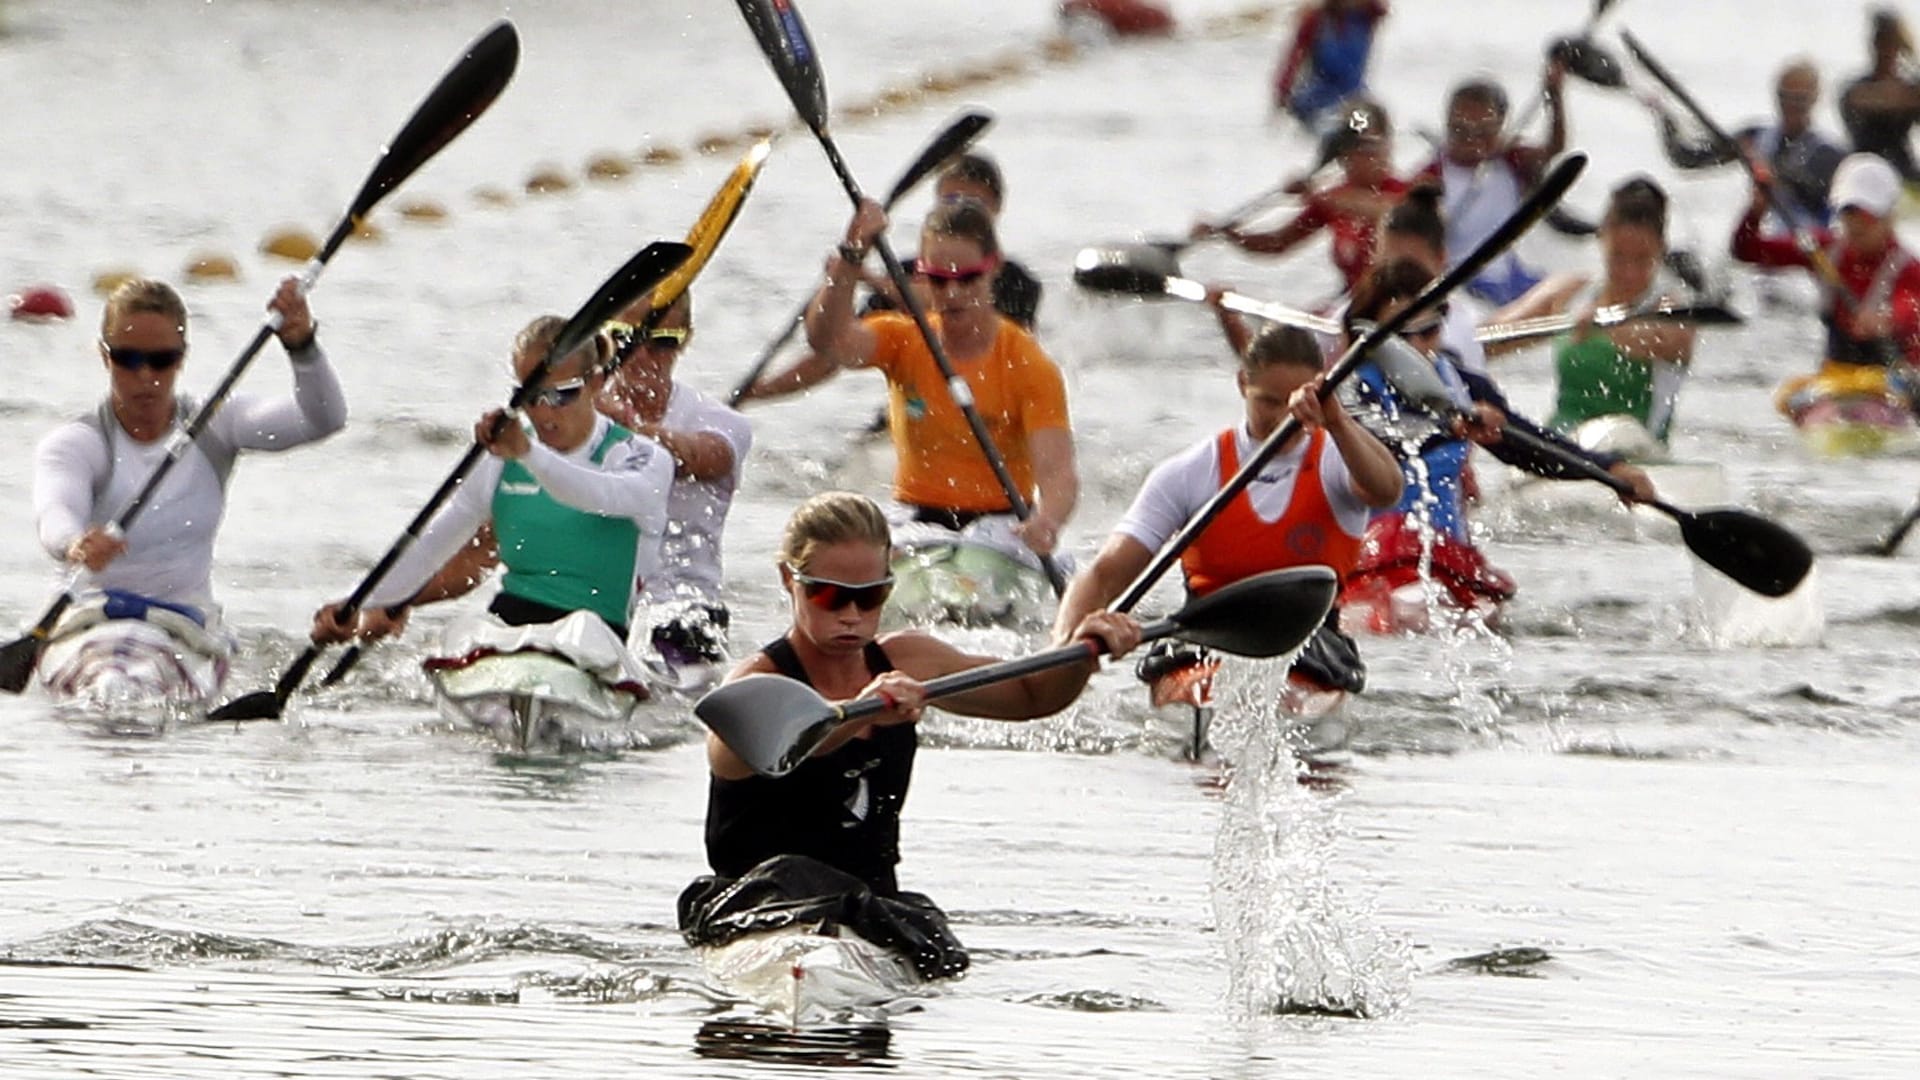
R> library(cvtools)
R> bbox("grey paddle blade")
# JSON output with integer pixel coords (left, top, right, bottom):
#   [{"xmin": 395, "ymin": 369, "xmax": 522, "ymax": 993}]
[
  {"xmin": 1169, "ymin": 566, "xmax": 1339, "ymax": 659},
  {"xmin": 1679, "ymin": 509, "xmax": 1814, "ymax": 598},
  {"xmin": 1071, "ymin": 245, "xmax": 1183, "ymax": 295},
  {"xmin": 695, "ymin": 673, "xmax": 842, "ymax": 779}
]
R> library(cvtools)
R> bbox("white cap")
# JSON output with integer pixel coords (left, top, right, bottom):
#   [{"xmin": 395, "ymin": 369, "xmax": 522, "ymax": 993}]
[{"xmin": 1829, "ymin": 152, "xmax": 1901, "ymax": 217}]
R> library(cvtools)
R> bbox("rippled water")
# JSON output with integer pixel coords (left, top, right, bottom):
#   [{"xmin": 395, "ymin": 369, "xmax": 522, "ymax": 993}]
[{"xmin": 5, "ymin": 0, "xmax": 1920, "ymax": 1076}]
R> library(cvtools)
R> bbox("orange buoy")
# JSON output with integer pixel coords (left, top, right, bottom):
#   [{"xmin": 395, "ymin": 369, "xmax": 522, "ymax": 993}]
[
  {"xmin": 9, "ymin": 285, "xmax": 75, "ymax": 321},
  {"xmin": 260, "ymin": 227, "xmax": 320, "ymax": 262},
  {"xmin": 586, "ymin": 153, "xmax": 633, "ymax": 181},
  {"xmin": 525, "ymin": 166, "xmax": 574, "ymax": 194},
  {"xmin": 398, "ymin": 198, "xmax": 450, "ymax": 222},
  {"xmin": 92, "ymin": 269, "xmax": 139, "ymax": 297},
  {"xmin": 1060, "ymin": 0, "xmax": 1175, "ymax": 37},
  {"xmin": 184, "ymin": 253, "xmax": 241, "ymax": 282}
]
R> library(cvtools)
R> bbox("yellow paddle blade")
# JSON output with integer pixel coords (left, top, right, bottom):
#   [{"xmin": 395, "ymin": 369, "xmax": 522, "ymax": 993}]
[{"xmin": 653, "ymin": 137, "xmax": 773, "ymax": 311}]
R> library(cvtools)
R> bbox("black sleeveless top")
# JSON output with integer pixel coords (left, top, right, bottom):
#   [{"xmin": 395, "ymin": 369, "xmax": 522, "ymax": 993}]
[{"xmin": 704, "ymin": 636, "xmax": 918, "ymax": 895}]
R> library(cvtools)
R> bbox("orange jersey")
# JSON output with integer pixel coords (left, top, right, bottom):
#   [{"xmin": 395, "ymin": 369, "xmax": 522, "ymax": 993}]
[
  {"xmin": 1180, "ymin": 427, "xmax": 1363, "ymax": 596},
  {"xmin": 866, "ymin": 313, "xmax": 1071, "ymax": 512}
]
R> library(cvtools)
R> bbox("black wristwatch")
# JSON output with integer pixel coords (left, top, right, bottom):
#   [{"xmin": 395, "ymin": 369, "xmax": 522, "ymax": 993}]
[{"xmin": 836, "ymin": 243, "xmax": 867, "ymax": 264}]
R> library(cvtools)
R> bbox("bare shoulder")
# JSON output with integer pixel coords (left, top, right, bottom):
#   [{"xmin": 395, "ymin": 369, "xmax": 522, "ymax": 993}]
[
  {"xmin": 875, "ymin": 629, "xmax": 982, "ymax": 677},
  {"xmin": 722, "ymin": 649, "xmax": 778, "ymax": 685}
]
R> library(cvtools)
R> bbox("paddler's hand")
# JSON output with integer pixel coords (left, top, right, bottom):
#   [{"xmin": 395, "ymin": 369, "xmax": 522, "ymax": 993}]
[
  {"xmin": 844, "ymin": 198, "xmax": 888, "ymax": 254},
  {"xmin": 1455, "ymin": 402, "xmax": 1507, "ymax": 445},
  {"xmin": 310, "ymin": 602, "xmax": 357, "ymax": 645},
  {"xmin": 1012, "ymin": 513, "xmax": 1061, "ymax": 556},
  {"xmin": 1851, "ymin": 304, "xmax": 1896, "ymax": 340},
  {"xmin": 66, "ymin": 526, "xmax": 126, "ymax": 573},
  {"xmin": 1070, "ymin": 610, "xmax": 1143, "ymax": 661},
  {"xmin": 1288, "ymin": 374, "xmax": 1336, "ymax": 430},
  {"xmin": 1607, "ymin": 462, "xmax": 1658, "ymax": 505},
  {"xmin": 269, "ymin": 276, "xmax": 316, "ymax": 352},
  {"xmin": 476, "ymin": 409, "xmax": 530, "ymax": 459},
  {"xmin": 863, "ymin": 671, "xmax": 927, "ymax": 727}
]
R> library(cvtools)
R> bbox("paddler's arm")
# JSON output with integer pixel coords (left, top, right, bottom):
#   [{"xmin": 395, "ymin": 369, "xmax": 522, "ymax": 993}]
[
  {"xmin": 1299, "ymin": 375, "xmax": 1403, "ymax": 507},
  {"xmin": 803, "ymin": 199, "xmax": 887, "ymax": 369},
  {"xmin": 1729, "ymin": 183, "xmax": 1827, "ymax": 268},
  {"xmin": 1015, "ymin": 427, "xmax": 1077, "ymax": 557},
  {"xmin": 1479, "ymin": 273, "xmax": 1586, "ymax": 357},
  {"xmin": 882, "ymin": 617, "xmax": 1143, "ymax": 722},
  {"xmin": 1051, "ymin": 534, "xmax": 1153, "ymax": 647},
  {"xmin": 1205, "ymin": 284, "xmax": 1257, "ymax": 359}
]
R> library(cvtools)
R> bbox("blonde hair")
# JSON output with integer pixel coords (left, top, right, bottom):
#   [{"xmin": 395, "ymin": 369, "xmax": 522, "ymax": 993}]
[
  {"xmin": 779, "ymin": 491, "xmax": 891, "ymax": 571},
  {"xmin": 101, "ymin": 279, "xmax": 188, "ymax": 340},
  {"xmin": 513, "ymin": 314, "xmax": 612, "ymax": 371}
]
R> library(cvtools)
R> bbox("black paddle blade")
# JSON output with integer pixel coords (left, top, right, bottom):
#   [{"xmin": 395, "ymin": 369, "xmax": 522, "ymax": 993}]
[
  {"xmin": 207, "ymin": 688, "xmax": 282, "ymax": 723},
  {"xmin": 885, "ymin": 112, "xmax": 993, "ymax": 208},
  {"xmin": 695, "ymin": 673, "xmax": 840, "ymax": 779},
  {"xmin": 518, "ymin": 240, "xmax": 693, "ymax": 407},
  {"xmin": 735, "ymin": 0, "xmax": 829, "ymax": 135},
  {"xmin": 316, "ymin": 20, "xmax": 518, "ymax": 264},
  {"xmin": 1072, "ymin": 246, "xmax": 1181, "ymax": 296},
  {"xmin": 1550, "ymin": 35, "xmax": 1626, "ymax": 89},
  {"xmin": 1679, "ymin": 508, "xmax": 1814, "ymax": 597},
  {"xmin": 1169, "ymin": 567, "xmax": 1339, "ymax": 659},
  {"xmin": 0, "ymin": 635, "xmax": 46, "ymax": 694}
]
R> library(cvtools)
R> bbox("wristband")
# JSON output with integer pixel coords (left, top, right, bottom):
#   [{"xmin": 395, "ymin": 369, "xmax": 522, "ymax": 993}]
[{"xmin": 837, "ymin": 243, "xmax": 867, "ymax": 264}]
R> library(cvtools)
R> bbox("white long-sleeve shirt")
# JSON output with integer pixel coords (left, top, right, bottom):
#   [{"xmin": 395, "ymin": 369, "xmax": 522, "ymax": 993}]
[
  {"xmin": 363, "ymin": 413, "xmax": 673, "ymax": 613},
  {"xmin": 33, "ymin": 343, "xmax": 348, "ymax": 615}
]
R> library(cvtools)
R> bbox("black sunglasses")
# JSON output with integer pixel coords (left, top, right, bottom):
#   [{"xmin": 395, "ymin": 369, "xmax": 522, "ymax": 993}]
[
  {"xmin": 103, "ymin": 343, "xmax": 185, "ymax": 371},
  {"xmin": 787, "ymin": 566, "xmax": 895, "ymax": 612}
]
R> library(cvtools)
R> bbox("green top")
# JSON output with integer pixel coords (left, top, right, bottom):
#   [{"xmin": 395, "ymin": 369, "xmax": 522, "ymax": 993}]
[
  {"xmin": 491, "ymin": 422, "xmax": 639, "ymax": 627},
  {"xmin": 1551, "ymin": 331, "xmax": 1682, "ymax": 444}
]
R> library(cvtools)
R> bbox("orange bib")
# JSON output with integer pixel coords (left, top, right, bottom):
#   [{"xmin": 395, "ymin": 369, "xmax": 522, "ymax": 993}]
[{"xmin": 1179, "ymin": 427, "xmax": 1362, "ymax": 597}]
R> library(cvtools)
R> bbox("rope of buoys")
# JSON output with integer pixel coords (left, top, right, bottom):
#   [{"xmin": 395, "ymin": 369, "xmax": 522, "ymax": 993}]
[{"xmin": 94, "ymin": 2, "xmax": 1288, "ymax": 300}]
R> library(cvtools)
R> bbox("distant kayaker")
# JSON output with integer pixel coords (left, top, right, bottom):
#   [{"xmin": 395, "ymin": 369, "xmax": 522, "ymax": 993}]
[
  {"xmin": 680, "ymin": 491, "xmax": 1140, "ymax": 974},
  {"xmin": 1840, "ymin": 8, "xmax": 1920, "ymax": 183},
  {"xmin": 855, "ymin": 152, "xmax": 1044, "ymax": 330},
  {"xmin": 1652, "ymin": 60, "xmax": 1846, "ymax": 233},
  {"xmin": 1492, "ymin": 177, "xmax": 1697, "ymax": 451},
  {"xmin": 1271, "ymin": 0, "xmax": 1389, "ymax": 133},
  {"xmin": 1730, "ymin": 152, "xmax": 1920, "ymax": 417},
  {"xmin": 741, "ymin": 197, "xmax": 1076, "ymax": 560},
  {"xmin": 1051, "ymin": 318, "xmax": 1401, "ymax": 703},
  {"xmin": 598, "ymin": 289, "xmax": 754, "ymax": 674},
  {"xmin": 33, "ymin": 276, "xmax": 346, "ymax": 630},
  {"xmin": 311, "ymin": 316, "xmax": 672, "ymax": 646},
  {"xmin": 1194, "ymin": 99, "xmax": 1408, "ymax": 292},
  {"xmin": 1415, "ymin": 66, "xmax": 1568, "ymax": 305}
]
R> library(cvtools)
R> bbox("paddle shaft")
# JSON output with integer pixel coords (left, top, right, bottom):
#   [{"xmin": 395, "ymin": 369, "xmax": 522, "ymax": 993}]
[
  {"xmin": 1109, "ymin": 152, "xmax": 1587, "ymax": 613},
  {"xmin": 1875, "ymin": 495, "xmax": 1920, "ymax": 556},
  {"xmin": 811, "ymin": 134, "xmax": 1070, "ymax": 596},
  {"xmin": 1508, "ymin": 0, "xmax": 1621, "ymax": 134},
  {"xmin": 1475, "ymin": 299, "xmax": 1737, "ymax": 346},
  {"xmin": 728, "ymin": 113, "xmax": 989, "ymax": 407},
  {"xmin": 1621, "ymin": 31, "xmax": 1851, "ymax": 310}
]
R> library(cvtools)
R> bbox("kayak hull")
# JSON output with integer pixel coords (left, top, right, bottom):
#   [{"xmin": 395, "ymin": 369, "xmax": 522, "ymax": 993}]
[
  {"xmin": 700, "ymin": 925, "xmax": 926, "ymax": 1029},
  {"xmin": 423, "ymin": 611, "xmax": 660, "ymax": 754},
  {"xmin": 39, "ymin": 606, "xmax": 230, "ymax": 719}
]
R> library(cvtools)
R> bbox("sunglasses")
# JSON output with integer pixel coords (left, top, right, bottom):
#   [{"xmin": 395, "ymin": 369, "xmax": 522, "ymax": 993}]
[
  {"xmin": 912, "ymin": 257, "xmax": 997, "ymax": 285},
  {"xmin": 787, "ymin": 566, "xmax": 895, "ymax": 612},
  {"xmin": 610, "ymin": 323, "xmax": 689, "ymax": 364},
  {"xmin": 529, "ymin": 377, "xmax": 587, "ymax": 408},
  {"xmin": 103, "ymin": 342, "xmax": 185, "ymax": 371}
]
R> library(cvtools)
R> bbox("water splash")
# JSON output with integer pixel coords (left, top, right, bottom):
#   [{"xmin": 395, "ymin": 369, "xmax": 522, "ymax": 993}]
[{"xmin": 1207, "ymin": 664, "xmax": 1411, "ymax": 1021}]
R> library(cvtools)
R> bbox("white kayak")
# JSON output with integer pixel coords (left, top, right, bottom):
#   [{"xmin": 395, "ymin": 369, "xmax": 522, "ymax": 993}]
[
  {"xmin": 38, "ymin": 595, "xmax": 232, "ymax": 718},
  {"xmin": 425, "ymin": 610, "xmax": 688, "ymax": 753},
  {"xmin": 1497, "ymin": 415, "xmax": 1730, "ymax": 525},
  {"xmin": 700, "ymin": 923, "xmax": 927, "ymax": 1029},
  {"xmin": 887, "ymin": 514, "xmax": 1059, "ymax": 629}
]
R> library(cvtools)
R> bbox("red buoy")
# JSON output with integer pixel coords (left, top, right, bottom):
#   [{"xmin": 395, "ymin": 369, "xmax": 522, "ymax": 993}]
[
  {"xmin": 1060, "ymin": 0, "xmax": 1175, "ymax": 37},
  {"xmin": 9, "ymin": 285, "xmax": 76, "ymax": 321}
]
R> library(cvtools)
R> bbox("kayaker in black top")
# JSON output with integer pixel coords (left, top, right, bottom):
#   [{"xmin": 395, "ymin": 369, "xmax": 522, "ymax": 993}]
[
  {"xmin": 1841, "ymin": 9, "xmax": 1920, "ymax": 183},
  {"xmin": 699, "ymin": 490, "xmax": 1140, "ymax": 895}
]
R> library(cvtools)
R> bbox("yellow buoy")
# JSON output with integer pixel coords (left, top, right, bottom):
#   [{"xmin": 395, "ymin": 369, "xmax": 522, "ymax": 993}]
[
  {"xmin": 695, "ymin": 132, "xmax": 737, "ymax": 156},
  {"xmin": 260, "ymin": 227, "xmax": 320, "ymax": 263},
  {"xmin": 879, "ymin": 85, "xmax": 923, "ymax": 108},
  {"xmin": 641, "ymin": 144, "xmax": 684, "ymax": 166},
  {"xmin": 1042, "ymin": 37, "xmax": 1079, "ymax": 63},
  {"xmin": 525, "ymin": 165, "xmax": 574, "ymax": 195},
  {"xmin": 743, "ymin": 123, "xmax": 777, "ymax": 141},
  {"xmin": 923, "ymin": 71, "xmax": 963, "ymax": 95},
  {"xmin": 472, "ymin": 185, "xmax": 514, "ymax": 208},
  {"xmin": 184, "ymin": 253, "xmax": 241, "ymax": 282},
  {"xmin": 585, "ymin": 153, "xmax": 633, "ymax": 182},
  {"xmin": 92, "ymin": 268, "xmax": 140, "ymax": 297},
  {"xmin": 992, "ymin": 50, "xmax": 1030, "ymax": 77},
  {"xmin": 351, "ymin": 218, "xmax": 384, "ymax": 243},
  {"xmin": 398, "ymin": 198, "xmax": 450, "ymax": 222}
]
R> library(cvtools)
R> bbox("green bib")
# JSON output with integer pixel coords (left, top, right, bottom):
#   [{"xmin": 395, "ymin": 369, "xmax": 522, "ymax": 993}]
[
  {"xmin": 1551, "ymin": 332, "xmax": 1672, "ymax": 442},
  {"xmin": 491, "ymin": 422, "xmax": 639, "ymax": 627}
]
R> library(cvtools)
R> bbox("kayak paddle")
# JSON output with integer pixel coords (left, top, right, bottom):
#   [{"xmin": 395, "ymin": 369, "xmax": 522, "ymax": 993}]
[
  {"xmin": 733, "ymin": 0, "xmax": 1069, "ymax": 596},
  {"xmin": 0, "ymin": 21, "xmax": 521, "ymax": 696},
  {"xmin": 1369, "ymin": 334, "xmax": 1814, "ymax": 597},
  {"xmin": 697, "ymin": 566, "xmax": 1338, "ymax": 778},
  {"xmin": 727, "ymin": 110, "xmax": 992, "ymax": 408},
  {"xmin": 207, "ymin": 239, "xmax": 693, "ymax": 722},
  {"xmin": 1475, "ymin": 294, "xmax": 1743, "ymax": 347},
  {"xmin": 1071, "ymin": 247, "xmax": 1341, "ymax": 335},
  {"xmin": 1867, "ymin": 493, "xmax": 1920, "ymax": 557}
]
